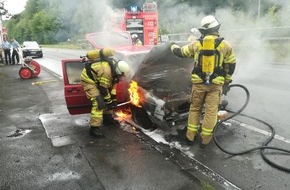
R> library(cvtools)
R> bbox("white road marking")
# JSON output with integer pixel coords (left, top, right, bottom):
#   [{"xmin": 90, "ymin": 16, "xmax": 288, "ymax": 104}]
[{"xmin": 233, "ymin": 120, "xmax": 290, "ymax": 143}]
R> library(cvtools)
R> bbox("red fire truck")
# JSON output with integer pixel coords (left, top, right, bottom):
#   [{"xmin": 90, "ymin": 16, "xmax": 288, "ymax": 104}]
[{"xmin": 111, "ymin": 1, "xmax": 158, "ymax": 45}]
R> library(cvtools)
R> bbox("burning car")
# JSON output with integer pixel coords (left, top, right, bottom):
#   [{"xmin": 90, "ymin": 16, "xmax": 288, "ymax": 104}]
[
  {"xmin": 129, "ymin": 43, "xmax": 193, "ymax": 129},
  {"xmin": 62, "ymin": 31, "xmax": 153, "ymax": 115},
  {"xmin": 62, "ymin": 31, "xmax": 194, "ymax": 130}
]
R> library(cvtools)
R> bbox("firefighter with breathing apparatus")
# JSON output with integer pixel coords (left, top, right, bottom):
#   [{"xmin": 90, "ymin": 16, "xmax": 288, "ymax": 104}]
[
  {"xmin": 170, "ymin": 15, "xmax": 236, "ymax": 147},
  {"xmin": 80, "ymin": 48, "xmax": 130, "ymax": 137},
  {"xmin": 131, "ymin": 34, "xmax": 143, "ymax": 46}
]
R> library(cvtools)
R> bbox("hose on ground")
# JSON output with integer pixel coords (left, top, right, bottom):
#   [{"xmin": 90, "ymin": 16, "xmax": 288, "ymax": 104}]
[{"xmin": 213, "ymin": 84, "xmax": 290, "ymax": 172}]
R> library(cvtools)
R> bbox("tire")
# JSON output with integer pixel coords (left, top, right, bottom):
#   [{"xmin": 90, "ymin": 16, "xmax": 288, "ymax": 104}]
[
  {"xmin": 19, "ymin": 67, "xmax": 33, "ymax": 79},
  {"xmin": 131, "ymin": 106, "xmax": 155, "ymax": 130}
]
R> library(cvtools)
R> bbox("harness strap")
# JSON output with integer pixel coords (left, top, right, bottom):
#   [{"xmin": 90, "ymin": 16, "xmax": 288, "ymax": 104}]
[{"xmin": 84, "ymin": 57, "xmax": 119, "ymax": 85}]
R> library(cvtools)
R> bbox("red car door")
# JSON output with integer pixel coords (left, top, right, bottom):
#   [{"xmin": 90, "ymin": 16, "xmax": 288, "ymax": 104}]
[
  {"xmin": 62, "ymin": 58, "xmax": 130, "ymax": 115},
  {"xmin": 62, "ymin": 59, "xmax": 91, "ymax": 115}
]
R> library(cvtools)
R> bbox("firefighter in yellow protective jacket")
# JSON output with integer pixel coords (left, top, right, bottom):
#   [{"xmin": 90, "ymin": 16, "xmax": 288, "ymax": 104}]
[
  {"xmin": 80, "ymin": 48, "xmax": 130, "ymax": 137},
  {"xmin": 170, "ymin": 15, "xmax": 236, "ymax": 147},
  {"xmin": 131, "ymin": 34, "xmax": 143, "ymax": 46}
]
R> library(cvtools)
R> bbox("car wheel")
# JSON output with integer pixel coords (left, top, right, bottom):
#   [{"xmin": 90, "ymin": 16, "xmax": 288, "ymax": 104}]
[
  {"xmin": 19, "ymin": 67, "xmax": 33, "ymax": 79},
  {"xmin": 131, "ymin": 105, "xmax": 155, "ymax": 130}
]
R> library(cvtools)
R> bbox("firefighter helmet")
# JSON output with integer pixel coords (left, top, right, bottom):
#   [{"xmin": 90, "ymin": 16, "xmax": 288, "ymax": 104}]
[
  {"xmin": 115, "ymin": 61, "xmax": 130, "ymax": 77},
  {"xmin": 198, "ymin": 15, "xmax": 221, "ymax": 35},
  {"xmin": 131, "ymin": 34, "xmax": 138, "ymax": 39}
]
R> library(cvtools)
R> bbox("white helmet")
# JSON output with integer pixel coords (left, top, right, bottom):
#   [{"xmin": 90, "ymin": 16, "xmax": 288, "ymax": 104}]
[
  {"xmin": 131, "ymin": 34, "xmax": 138, "ymax": 39},
  {"xmin": 198, "ymin": 15, "xmax": 221, "ymax": 34},
  {"xmin": 115, "ymin": 61, "xmax": 130, "ymax": 77}
]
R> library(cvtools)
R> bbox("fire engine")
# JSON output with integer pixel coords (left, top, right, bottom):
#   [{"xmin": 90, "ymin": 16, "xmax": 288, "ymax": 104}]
[{"xmin": 110, "ymin": 1, "xmax": 158, "ymax": 45}]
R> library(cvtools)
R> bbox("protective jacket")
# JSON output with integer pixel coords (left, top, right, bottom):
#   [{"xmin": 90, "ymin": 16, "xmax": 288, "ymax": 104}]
[
  {"xmin": 133, "ymin": 39, "xmax": 143, "ymax": 46},
  {"xmin": 172, "ymin": 34, "xmax": 236, "ymax": 85},
  {"xmin": 80, "ymin": 58, "xmax": 117, "ymax": 127}
]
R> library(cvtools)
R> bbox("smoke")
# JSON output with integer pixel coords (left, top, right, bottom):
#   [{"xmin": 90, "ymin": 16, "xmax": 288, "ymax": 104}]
[
  {"xmin": 53, "ymin": 0, "xmax": 290, "ymax": 65},
  {"xmin": 156, "ymin": 0, "xmax": 290, "ymax": 67},
  {"xmin": 52, "ymin": 0, "xmax": 115, "ymax": 39}
]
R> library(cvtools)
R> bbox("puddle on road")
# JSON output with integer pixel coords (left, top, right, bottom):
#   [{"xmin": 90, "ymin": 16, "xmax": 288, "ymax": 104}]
[{"xmin": 6, "ymin": 129, "xmax": 32, "ymax": 138}]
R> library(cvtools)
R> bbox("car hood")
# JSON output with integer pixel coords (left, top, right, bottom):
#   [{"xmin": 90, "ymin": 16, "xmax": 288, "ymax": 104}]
[
  {"xmin": 85, "ymin": 31, "xmax": 152, "ymax": 54},
  {"xmin": 86, "ymin": 31, "xmax": 153, "ymax": 78},
  {"xmin": 131, "ymin": 43, "xmax": 193, "ymax": 128}
]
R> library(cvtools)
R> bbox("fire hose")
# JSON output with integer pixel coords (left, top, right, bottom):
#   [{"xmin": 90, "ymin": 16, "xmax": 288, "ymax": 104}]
[{"xmin": 213, "ymin": 84, "xmax": 290, "ymax": 173}]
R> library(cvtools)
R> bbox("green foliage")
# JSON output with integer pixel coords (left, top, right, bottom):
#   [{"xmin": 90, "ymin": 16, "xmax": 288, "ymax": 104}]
[{"xmin": 4, "ymin": 0, "xmax": 284, "ymax": 44}]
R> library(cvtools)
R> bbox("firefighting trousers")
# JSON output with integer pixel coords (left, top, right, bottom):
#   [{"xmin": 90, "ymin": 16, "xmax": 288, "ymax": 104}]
[
  {"xmin": 80, "ymin": 81, "xmax": 113, "ymax": 127},
  {"xmin": 187, "ymin": 83, "xmax": 222, "ymax": 136},
  {"xmin": 80, "ymin": 82, "xmax": 103, "ymax": 127}
]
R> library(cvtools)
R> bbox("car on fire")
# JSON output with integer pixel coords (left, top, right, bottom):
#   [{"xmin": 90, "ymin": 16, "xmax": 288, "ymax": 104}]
[
  {"xmin": 62, "ymin": 31, "xmax": 153, "ymax": 115},
  {"xmin": 22, "ymin": 41, "xmax": 43, "ymax": 58},
  {"xmin": 62, "ymin": 30, "xmax": 195, "ymax": 130}
]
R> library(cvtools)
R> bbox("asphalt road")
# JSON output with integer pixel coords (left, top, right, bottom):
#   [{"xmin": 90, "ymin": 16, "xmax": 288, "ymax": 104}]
[
  {"xmin": 0, "ymin": 64, "xmax": 211, "ymax": 190},
  {"xmin": 1, "ymin": 47, "xmax": 289, "ymax": 190}
]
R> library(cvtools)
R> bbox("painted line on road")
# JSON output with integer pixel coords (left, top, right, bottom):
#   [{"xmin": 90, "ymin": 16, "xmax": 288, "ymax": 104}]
[
  {"xmin": 240, "ymin": 65, "xmax": 290, "ymax": 72},
  {"xmin": 232, "ymin": 120, "xmax": 290, "ymax": 143}
]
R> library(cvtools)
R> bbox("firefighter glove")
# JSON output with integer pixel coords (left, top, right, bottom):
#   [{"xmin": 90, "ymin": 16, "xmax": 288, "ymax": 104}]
[
  {"xmin": 170, "ymin": 42, "xmax": 180, "ymax": 52},
  {"xmin": 96, "ymin": 95, "xmax": 107, "ymax": 110},
  {"xmin": 222, "ymin": 83, "xmax": 231, "ymax": 95}
]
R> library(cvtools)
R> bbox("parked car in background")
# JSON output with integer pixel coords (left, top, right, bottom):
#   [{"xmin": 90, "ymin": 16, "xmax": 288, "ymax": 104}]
[{"xmin": 22, "ymin": 41, "xmax": 43, "ymax": 58}]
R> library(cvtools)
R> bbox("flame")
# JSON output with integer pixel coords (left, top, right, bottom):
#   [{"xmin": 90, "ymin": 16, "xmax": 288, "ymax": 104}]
[
  {"xmin": 128, "ymin": 80, "xmax": 141, "ymax": 107},
  {"xmin": 115, "ymin": 110, "xmax": 128, "ymax": 118}
]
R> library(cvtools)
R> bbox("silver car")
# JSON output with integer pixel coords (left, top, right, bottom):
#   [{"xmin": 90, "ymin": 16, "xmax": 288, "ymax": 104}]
[{"xmin": 22, "ymin": 41, "xmax": 43, "ymax": 58}]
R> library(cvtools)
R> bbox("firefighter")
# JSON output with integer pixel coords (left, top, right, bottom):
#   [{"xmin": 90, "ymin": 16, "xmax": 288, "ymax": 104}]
[
  {"xmin": 80, "ymin": 48, "xmax": 130, "ymax": 137},
  {"xmin": 131, "ymin": 34, "xmax": 143, "ymax": 46},
  {"xmin": 187, "ymin": 27, "xmax": 201, "ymax": 42},
  {"xmin": 170, "ymin": 15, "xmax": 236, "ymax": 147}
]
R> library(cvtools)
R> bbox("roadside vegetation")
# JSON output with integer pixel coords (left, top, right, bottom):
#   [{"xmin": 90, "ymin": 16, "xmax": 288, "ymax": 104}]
[{"xmin": 4, "ymin": 0, "xmax": 286, "ymax": 45}]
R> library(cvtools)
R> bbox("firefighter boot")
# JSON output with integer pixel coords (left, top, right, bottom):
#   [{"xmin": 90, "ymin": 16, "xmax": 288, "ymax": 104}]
[
  {"xmin": 186, "ymin": 130, "xmax": 197, "ymax": 142},
  {"xmin": 89, "ymin": 126, "xmax": 105, "ymax": 137},
  {"xmin": 200, "ymin": 135, "xmax": 213, "ymax": 148},
  {"xmin": 103, "ymin": 114, "xmax": 120, "ymax": 126}
]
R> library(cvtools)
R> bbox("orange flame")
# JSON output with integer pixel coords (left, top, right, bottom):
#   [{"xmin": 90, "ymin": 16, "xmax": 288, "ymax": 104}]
[
  {"xmin": 115, "ymin": 110, "xmax": 128, "ymax": 118},
  {"xmin": 128, "ymin": 80, "xmax": 141, "ymax": 107}
]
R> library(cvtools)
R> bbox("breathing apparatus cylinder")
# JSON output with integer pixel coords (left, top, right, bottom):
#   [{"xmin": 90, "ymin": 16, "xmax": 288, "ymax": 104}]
[
  {"xmin": 201, "ymin": 35, "xmax": 215, "ymax": 85},
  {"xmin": 86, "ymin": 48, "xmax": 115, "ymax": 60}
]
